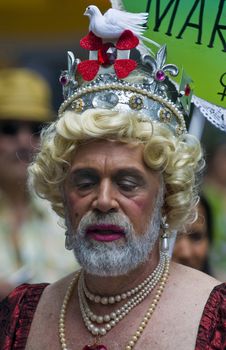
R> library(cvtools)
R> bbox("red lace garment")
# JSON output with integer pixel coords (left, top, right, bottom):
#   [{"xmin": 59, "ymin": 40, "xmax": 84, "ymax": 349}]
[
  {"xmin": 0, "ymin": 283, "xmax": 226, "ymax": 349},
  {"xmin": 0, "ymin": 283, "xmax": 48, "ymax": 350}
]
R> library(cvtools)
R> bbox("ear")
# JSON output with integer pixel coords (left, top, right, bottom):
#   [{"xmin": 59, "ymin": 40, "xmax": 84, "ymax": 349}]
[{"xmin": 161, "ymin": 204, "xmax": 168, "ymax": 220}]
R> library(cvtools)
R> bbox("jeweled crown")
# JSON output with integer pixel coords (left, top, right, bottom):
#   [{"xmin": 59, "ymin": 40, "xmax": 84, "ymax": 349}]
[{"xmin": 58, "ymin": 6, "xmax": 192, "ymax": 136}]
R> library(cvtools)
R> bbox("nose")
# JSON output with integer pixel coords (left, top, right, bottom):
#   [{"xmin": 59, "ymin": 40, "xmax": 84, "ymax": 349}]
[
  {"xmin": 92, "ymin": 179, "xmax": 119, "ymax": 213},
  {"xmin": 17, "ymin": 126, "xmax": 34, "ymax": 147}
]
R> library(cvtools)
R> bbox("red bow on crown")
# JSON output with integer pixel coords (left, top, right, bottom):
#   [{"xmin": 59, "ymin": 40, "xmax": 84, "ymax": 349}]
[{"xmin": 77, "ymin": 30, "xmax": 139, "ymax": 81}]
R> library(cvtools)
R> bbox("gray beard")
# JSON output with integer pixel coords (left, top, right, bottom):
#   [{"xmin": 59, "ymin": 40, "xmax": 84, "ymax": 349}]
[{"xmin": 66, "ymin": 187, "xmax": 164, "ymax": 277}]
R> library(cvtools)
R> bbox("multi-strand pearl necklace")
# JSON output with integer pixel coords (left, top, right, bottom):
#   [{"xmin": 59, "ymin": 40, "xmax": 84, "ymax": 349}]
[
  {"xmin": 78, "ymin": 253, "xmax": 166, "ymax": 336},
  {"xmin": 82, "ymin": 253, "xmax": 165, "ymax": 305},
  {"xmin": 59, "ymin": 254, "xmax": 170, "ymax": 350}
]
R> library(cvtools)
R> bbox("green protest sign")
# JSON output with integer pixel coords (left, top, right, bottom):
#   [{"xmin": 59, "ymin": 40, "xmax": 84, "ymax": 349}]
[{"xmin": 122, "ymin": 0, "xmax": 226, "ymax": 108}]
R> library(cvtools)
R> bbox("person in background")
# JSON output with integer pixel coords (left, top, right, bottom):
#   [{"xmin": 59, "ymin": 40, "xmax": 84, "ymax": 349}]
[
  {"xmin": 202, "ymin": 141, "xmax": 226, "ymax": 281},
  {"xmin": 173, "ymin": 195, "xmax": 213, "ymax": 275},
  {"xmin": 0, "ymin": 68, "xmax": 75, "ymax": 299}
]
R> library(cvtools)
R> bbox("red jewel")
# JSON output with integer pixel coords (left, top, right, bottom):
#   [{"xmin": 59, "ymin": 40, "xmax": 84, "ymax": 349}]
[
  {"xmin": 98, "ymin": 43, "xmax": 117, "ymax": 67},
  {"xmin": 83, "ymin": 345, "xmax": 108, "ymax": 350},
  {"xmin": 78, "ymin": 30, "xmax": 138, "ymax": 81},
  {"xmin": 184, "ymin": 84, "xmax": 191, "ymax": 96}
]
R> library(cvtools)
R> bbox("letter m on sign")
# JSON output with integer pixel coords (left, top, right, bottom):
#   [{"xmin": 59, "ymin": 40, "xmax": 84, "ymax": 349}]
[{"xmin": 146, "ymin": 0, "xmax": 181, "ymax": 36}]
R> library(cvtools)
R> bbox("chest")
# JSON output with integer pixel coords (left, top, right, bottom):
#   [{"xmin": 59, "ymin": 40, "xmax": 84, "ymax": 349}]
[{"xmin": 25, "ymin": 298, "xmax": 200, "ymax": 350}]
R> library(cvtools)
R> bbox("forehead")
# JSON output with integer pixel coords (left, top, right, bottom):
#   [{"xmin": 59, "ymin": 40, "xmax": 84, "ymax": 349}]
[
  {"xmin": 70, "ymin": 140, "xmax": 159, "ymax": 179},
  {"xmin": 71, "ymin": 140, "xmax": 144, "ymax": 168}
]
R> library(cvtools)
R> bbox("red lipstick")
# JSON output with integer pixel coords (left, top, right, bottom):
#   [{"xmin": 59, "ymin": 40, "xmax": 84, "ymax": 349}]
[{"xmin": 86, "ymin": 224, "xmax": 125, "ymax": 242}]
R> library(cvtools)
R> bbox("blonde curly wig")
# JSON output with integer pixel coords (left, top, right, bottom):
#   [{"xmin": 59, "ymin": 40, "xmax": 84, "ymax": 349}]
[{"xmin": 28, "ymin": 108, "xmax": 204, "ymax": 232}]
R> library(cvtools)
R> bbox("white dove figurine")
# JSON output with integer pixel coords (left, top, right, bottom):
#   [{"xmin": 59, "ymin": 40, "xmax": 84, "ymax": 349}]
[{"xmin": 84, "ymin": 5, "xmax": 159, "ymax": 50}]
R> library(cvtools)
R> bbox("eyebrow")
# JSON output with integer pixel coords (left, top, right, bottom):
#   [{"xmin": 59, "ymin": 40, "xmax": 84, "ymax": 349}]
[
  {"xmin": 69, "ymin": 168, "xmax": 99, "ymax": 178},
  {"xmin": 113, "ymin": 168, "xmax": 146, "ymax": 180},
  {"xmin": 70, "ymin": 167, "xmax": 146, "ymax": 180}
]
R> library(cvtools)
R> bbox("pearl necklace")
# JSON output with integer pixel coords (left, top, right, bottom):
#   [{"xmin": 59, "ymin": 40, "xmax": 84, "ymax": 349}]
[
  {"xmin": 59, "ymin": 255, "xmax": 170, "ymax": 350},
  {"xmin": 78, "ymin": 254, "xmax": 166, "ymax": 336},
  {"xmin": 82, "ymin": 253, "xmax": 165, "ymax": 305}
]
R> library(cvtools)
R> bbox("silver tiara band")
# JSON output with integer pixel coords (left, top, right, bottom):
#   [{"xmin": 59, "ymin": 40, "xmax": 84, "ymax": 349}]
[{"xmin": 59, "ymin": 76, "xmax": 186, "ymax": 136}]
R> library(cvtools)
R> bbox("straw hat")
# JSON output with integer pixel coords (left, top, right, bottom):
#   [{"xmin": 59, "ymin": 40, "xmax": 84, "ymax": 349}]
[{"xmin": 0, "ymin": 68, "xmax": 54, "ymax": 121}]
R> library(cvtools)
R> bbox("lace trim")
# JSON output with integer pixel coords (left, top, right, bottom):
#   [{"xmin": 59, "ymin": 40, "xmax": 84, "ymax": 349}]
[
  {"xmin": 14, "ymin": 283, "xmax": 48, "ymax": 349},
  {"xmin": 195, "ymin": 283, "xmax": 226, "ymax": 349},
  {"xmin": 192, "ymin": 95, "xmax": 226, "ymax": 132},
  {"xmin": 0, "ymin": 283, "xmax": 48, "ymax": 349}
]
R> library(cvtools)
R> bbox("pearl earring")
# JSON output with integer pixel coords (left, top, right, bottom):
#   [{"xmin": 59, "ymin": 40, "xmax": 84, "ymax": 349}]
[{"xmin": 160, "ymin": 217, "xmax": 169, "ymax": 253}]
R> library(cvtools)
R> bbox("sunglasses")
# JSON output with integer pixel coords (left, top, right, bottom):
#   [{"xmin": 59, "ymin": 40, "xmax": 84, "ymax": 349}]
[{"xmin": 0, "ymin": 121, "xmax": 44, "ymax": 136}]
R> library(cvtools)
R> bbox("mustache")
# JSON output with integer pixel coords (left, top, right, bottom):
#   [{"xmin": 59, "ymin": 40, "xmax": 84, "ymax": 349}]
[{"xmin": 77, "ymin": 211, "xmax": 133, "ymax": 237}]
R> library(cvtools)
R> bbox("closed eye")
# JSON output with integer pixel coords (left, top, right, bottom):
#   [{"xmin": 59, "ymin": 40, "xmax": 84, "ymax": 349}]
[
  {"xmin": 114, "ymin": 170, "xmax": 145, "ymax": 194},
  {"xmin": 68, "ymin": 168, "xmax": 99, "ymax": 192},
  {"xmin": 118, "ymin": 180, "xmax": 139, "ymax": 192},
  {"xmin": 76, "ymin": 181, "xmax": 96, "ymax": 191}
]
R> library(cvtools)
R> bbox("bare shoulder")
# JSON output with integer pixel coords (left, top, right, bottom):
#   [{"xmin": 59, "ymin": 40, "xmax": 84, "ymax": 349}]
[
  {"xmin": 30, "ymin": 272, "xmax": 77, "ymax": 320},
  {"xmin": 26, "ymin": 272, "xmax": 78, "ymax": 349},
  {"xmin": 171, "ymin": 262, "xmax": 220, "ymax": 286},
  {"xmin": 42, "ymin": 272, "xmax": 76, "ymax": 302},
  {"xmin": 146, "ymin": 262, "xmax": 223, "ymax": 350},
  {"xmin": 169, "ymin": 262, "xmax": 220, "ymax": 306}
]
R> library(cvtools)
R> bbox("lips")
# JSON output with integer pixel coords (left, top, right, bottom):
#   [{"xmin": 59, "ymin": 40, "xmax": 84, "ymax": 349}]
[{"xmin": 86, "ymin": 224, "xmax": 125, "ymax": 242}]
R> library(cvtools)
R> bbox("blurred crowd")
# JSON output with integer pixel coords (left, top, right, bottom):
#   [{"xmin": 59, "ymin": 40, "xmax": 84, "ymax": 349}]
[
  {"xmin": 0, "ymin": 67, "xmax": 76, "ymax": 300},
  {"xmin": 173, "ymin": 141, "xmax": 226, "ymax": 280},
  {"xmin": 0, "ymin": 64, "xmax": 225, "ymax": 301}
]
